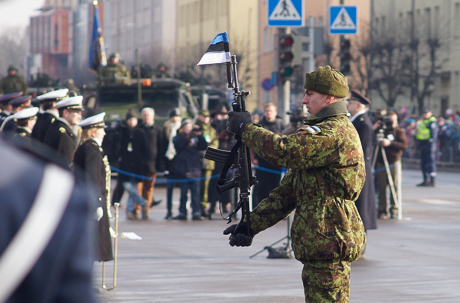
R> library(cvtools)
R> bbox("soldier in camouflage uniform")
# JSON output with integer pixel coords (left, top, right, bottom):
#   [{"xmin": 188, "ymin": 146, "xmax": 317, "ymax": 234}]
[
  {"xmin": 97, "ymin": 53, "xmax": 130, "ymax": 86},
  {"xmin": 0, "ymin": 65, "xmax": 28, "ymax": 94},
  {"xmin": 224, "ymin": 66, "xmax": 366, "ymax": 302}
]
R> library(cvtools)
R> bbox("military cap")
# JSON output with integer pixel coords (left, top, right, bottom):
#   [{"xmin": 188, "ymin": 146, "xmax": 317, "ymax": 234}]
[
  {"xmin": 13, "ymin": 107, "xmax": 39, "ymax": 120},
  {"xmin": 55, "ymin": 96, "xmax": 83, "ymax": 110},
  {"xmin": 109, "ymin": 53, "xmax": 120, "ymax": 59},
  {"xmin": 169, "ymin": 108, "xmax": 181, "ymax": 118},
  {"xmin": 349, "ymin": 89, "xmax": 371, "ymax": 105},
  {"xmin": 36, "ymin": 88, "xmax": 69, "ymax": 103},
  {"xmin": 9, "ymin": 95, "xmax": 32, "ymax": 108},
  {"xmin": 199, "ymin": 109, "xmax": 210, "ymax": 117},
  {"xmin": 8, "ymin": 65, "xmax": 18, "ymax": 72},
  {"xmin": 422, "ymin": 107, "xmax": 431, "ymax": 113},
  {"xmin": 304, "ymin": 65, "xmax": 349, "ymax": 98},
  {"xmin": 0, "ymin": 92, "xmax": 23, "ymax": 105},
  {"xmin": 78, "ymin": 112, "xmax": 106, "ymax": 129}
]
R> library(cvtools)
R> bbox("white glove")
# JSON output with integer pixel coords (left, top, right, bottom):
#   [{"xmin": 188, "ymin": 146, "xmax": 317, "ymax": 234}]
[{"xmin": 95, "ymin": 207, "xmax": 103, "ymax": 221}]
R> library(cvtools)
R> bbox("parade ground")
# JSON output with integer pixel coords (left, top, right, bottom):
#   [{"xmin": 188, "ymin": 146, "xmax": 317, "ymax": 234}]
[{"xmin": 94, "ymin": 168, "xmax": 460, "ymax": 303}]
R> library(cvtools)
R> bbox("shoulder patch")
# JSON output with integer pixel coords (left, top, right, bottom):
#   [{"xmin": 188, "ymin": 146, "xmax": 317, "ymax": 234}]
[
  {"xmin": 305, "ymin": 125, "xmax": 322, "ymax": 134},
  {"xmin": 360, "ymin": 117, "xmax": 364, "ymax": 122},
  {"xmin": 19, "ymin": 132, "xmax": 26, "ymax": 137},
  {"xmin": 51, "ymin": 118, "xmax": 55, "ymax": 123},
  {"xmin": 59, "ymin": 127, "xmax": 66, "ymax": 133}
]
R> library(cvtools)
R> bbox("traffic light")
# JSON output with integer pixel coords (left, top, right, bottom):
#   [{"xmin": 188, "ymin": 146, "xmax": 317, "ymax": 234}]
[
  {"xmin": 278, "ymin": 34, "xmax": 295, "ymax": 81},
  {"xmin": 340, "ymin": 38, "xmax": 351, "ymax": 75}
]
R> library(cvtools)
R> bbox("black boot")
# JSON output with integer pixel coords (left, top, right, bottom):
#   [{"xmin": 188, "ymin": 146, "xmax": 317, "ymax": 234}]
[
  {"xmin": 430, "ymin": 177, "xmax": 435, "ymax": 187},
  {"xmin": 417, "ymin": 177, "xmax": 429, "ymax": 187},
  {"xmin": 164, "ymin": 211, "xmax": 172, "ymax": 220}
]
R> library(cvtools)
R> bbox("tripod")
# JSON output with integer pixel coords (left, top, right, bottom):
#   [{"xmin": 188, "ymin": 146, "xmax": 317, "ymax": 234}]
[
  {"xmin": 249, "ymin": 215, "xmax": 292, "ymax": 259},
  {"xmin": 372, "ymin": 129, "xmax": 402, "ymax": 220}
]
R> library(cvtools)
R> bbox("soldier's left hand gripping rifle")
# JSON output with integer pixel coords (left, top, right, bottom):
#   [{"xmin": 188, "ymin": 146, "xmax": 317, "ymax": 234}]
[{"xmin": 197, "ymin": 32, "xmax": 256, "ymax": 247}]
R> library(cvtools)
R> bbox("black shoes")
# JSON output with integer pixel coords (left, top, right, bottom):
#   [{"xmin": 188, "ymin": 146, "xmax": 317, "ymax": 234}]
[
  {"xmin": 150, "ymin": 199, "xmax": 162, "ymax": 208},
  {"xmin": 192, "ymin": 215, "xmax": 203, "ymax": 221},
  {"xmin": 164, "ymin": 212, "xmax": 172, "ymax": 220},
  {"xmin": 172, "ymin": 214, "xmax": 187, "ymax": 221}
]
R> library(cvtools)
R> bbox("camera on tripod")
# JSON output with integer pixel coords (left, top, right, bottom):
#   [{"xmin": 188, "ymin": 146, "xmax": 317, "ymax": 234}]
[{"xmin": 370, "ymin": 109, "xmax": 393, "ymax": 133}]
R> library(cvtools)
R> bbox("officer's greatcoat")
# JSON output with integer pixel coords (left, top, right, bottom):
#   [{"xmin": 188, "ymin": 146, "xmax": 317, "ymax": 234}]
[
  {"xmin": 43, "ymin": 118, "xmax": 78, "ymax": 166},
  {"xmin": 74, "ymin": 139, "xmax": 113, "ymax": 261},
  {"xmin": 351, "ymin": 113, "xmax": 378, "ymax": 231}
]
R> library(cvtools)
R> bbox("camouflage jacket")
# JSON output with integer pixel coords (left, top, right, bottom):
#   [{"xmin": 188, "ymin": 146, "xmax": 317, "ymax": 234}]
[
  {"xmin": 0, "ymin": 75, "xmax": 28, "ymax": 94},
  {"xmin": 97, "ymin": 63, "xmax": 130, "ymax": 85},
  {"xmin": 242, "ymin": 101, "xmax": 366, "ymax": 263}
]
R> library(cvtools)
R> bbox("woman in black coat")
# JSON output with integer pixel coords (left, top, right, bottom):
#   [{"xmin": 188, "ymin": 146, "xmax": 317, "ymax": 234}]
[{"xmin": 73, "ymin": 112, "xmax": 113, "ymax": 262}]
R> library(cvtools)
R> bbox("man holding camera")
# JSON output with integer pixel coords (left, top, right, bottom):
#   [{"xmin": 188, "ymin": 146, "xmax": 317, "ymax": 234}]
[{"xmin": 374, "ymin": 111, "xmax": 407, "ymax": 219}]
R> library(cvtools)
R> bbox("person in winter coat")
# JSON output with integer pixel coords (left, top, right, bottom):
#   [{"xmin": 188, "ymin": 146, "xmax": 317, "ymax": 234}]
[
  {"xmin": 171, "ymin": 119, "xmax": 208, "ymax": 221},
  {"xmin": 251, "ymin": 102, "xmax": 285, "ymax": 208},
  {"xmin": 111, "ymin": 110, "xmax": 149, "ymax": 220}
]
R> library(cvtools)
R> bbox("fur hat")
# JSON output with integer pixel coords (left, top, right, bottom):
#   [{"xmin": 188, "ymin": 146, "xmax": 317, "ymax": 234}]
[{"xmin": 304, "ymin": 66, "xmax": 349, "ymax": 98}]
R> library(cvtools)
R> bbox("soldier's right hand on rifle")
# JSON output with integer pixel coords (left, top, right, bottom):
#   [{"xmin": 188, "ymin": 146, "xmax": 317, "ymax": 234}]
[{"xmin": 223, "ymin": 222, "xmax": 254, "ymax": 247}]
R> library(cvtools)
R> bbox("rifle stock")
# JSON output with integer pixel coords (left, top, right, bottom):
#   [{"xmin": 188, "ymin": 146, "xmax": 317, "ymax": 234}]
[{"xmin": 204, "ymin": 55, "xmax": 256, "ymax": 237}]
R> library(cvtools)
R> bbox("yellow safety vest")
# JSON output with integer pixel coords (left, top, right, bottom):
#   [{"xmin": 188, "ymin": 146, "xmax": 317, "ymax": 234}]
[{"xmin": 416, "ymin": 116, "xmax": 436, "ymax": 140}]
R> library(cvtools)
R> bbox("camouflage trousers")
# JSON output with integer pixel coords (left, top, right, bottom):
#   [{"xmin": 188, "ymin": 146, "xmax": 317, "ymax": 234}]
[{"xmin": 301, "ymin": 260, "xmax": 351, "ymax": 302}]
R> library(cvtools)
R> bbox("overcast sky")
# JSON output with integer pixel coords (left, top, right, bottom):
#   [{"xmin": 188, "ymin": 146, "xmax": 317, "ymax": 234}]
[{"xmin": 0, "ymin": 0, "xmax": 43, "ymax": 35}]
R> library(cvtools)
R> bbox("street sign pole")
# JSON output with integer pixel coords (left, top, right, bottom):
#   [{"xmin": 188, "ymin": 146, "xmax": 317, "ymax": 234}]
[{"xmin": 282, "ymin": 27, "xmax": 291, "ymax": 125}]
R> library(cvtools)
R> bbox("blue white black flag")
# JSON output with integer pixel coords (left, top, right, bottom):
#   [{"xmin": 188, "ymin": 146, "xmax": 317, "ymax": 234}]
[
  {"xmin": 88, "ymin": 4, "xmax": 107, "ymax": 72},
  {"xmin": 197, "ymin": 32, "xmax": 231, "ymax": 66}
]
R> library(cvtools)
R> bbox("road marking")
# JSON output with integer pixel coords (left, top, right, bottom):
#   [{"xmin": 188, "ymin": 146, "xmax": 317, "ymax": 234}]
[{"xmin": 418, "ymin": 199, "xmax": 458, "ymax": 205}]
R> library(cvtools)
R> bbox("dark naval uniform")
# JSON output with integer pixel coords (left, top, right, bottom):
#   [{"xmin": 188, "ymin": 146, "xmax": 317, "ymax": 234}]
[
  {"xmin": 0, "ymin": 138, "xmax": 96, "ymax": 303},
  {"xmin": 351, "ymin": 112, "xmax": 378, "ymax": 231},
  {"xmin": 32, "ymin": 111, "xmax": 58, "ymax": 143},
  {"xmin": 43, "ymin": 119, "xmax": 78, "ymax": 166},
  {"xmin": 74, "ymin": 139, "xmax": 113, "ymax": 261}
]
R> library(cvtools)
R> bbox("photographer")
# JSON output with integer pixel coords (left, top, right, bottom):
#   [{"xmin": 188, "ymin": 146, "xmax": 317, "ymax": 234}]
[
  {"xmin": 171, "ymin": 119, "xmax": 208, "ymax": 221},
  {"xmin": 374, "ymin": 111, "xmax": 407, "ymax": 219}
]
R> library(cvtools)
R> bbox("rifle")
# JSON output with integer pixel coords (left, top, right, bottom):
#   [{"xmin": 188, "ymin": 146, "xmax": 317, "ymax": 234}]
[{"xmin": 204, "ymin": 55, "xmax": 257, "ymax": 235}]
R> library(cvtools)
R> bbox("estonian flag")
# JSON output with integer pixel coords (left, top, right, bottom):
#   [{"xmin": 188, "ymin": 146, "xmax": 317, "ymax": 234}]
[
  {"xmin": 197, "ymin": 32, "xmax": 231, "ymax": 66},
  {"xmin": 88, "ymin": 4, "xmax": 107, "ymax": 72}
]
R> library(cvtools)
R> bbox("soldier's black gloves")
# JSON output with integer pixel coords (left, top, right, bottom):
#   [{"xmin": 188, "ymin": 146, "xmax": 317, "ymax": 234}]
[
  {"xmin": 227, "ymin": 111, "xmax": 252, "ymax": 137},
  {"xmin": 223, "ymin": 222, "xmax": 254, "ymax": 247}
]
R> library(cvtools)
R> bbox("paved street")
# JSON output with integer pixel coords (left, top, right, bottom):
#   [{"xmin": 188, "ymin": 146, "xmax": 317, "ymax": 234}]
[{"xmin": 94, "ymin": 168, "xmax": 460, "ymax": 303}]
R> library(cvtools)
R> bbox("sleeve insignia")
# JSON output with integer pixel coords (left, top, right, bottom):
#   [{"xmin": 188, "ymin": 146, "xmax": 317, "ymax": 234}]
[
  {"xmin": 19, "ymin": 133, "xmax": 26, "ymax": 137},
  {"xmin": 59, "ymin": 127, "xmax": 66, "ymax": 133},
  {"xmin": 360, "ymin": 117, "xmax": 364, "ymax": 121},
  {"xmin": 305, "ymin": 125, "xmax": 322, "ymax": 134},
  {"xmin": 51, "ymin": 118, "xmax": 55, "ymax": 123}
]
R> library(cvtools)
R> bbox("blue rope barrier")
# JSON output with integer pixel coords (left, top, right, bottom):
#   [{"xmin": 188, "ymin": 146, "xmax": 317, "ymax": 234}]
[{"xmin": 110, "ymin": 164, "xmax": 287, "ymax": 183}]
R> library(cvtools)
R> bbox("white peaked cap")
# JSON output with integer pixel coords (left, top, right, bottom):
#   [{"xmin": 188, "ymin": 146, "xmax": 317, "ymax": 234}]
[
  {"xmin": 78, "ymin": 112, "xmax": 106, "ymax": 129},
  {"xmin": 55, "ymin": 95, "xmax": 83, "ymax": 110},
  {"xmin": 36, "ymin": 88, "xmax": 69, "ymax": 101},
  {"xmin": 13, "ymin": 107, "xmax": 39, "ymax": 120}
]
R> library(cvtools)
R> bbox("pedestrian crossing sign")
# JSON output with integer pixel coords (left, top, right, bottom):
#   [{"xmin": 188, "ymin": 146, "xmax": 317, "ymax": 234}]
[
  {"xmin": 268, "ymin": 0, "xmax": 304, "ymax": 27},
  {"xmin": 329, "ymin": 6, "xmax": 358, "ymax": 35}
]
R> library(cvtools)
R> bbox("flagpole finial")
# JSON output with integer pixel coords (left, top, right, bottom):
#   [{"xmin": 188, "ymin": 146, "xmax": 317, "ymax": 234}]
[{"xmin": 93, "ymin": 0, "xmax": 98, "ymax": 6}]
